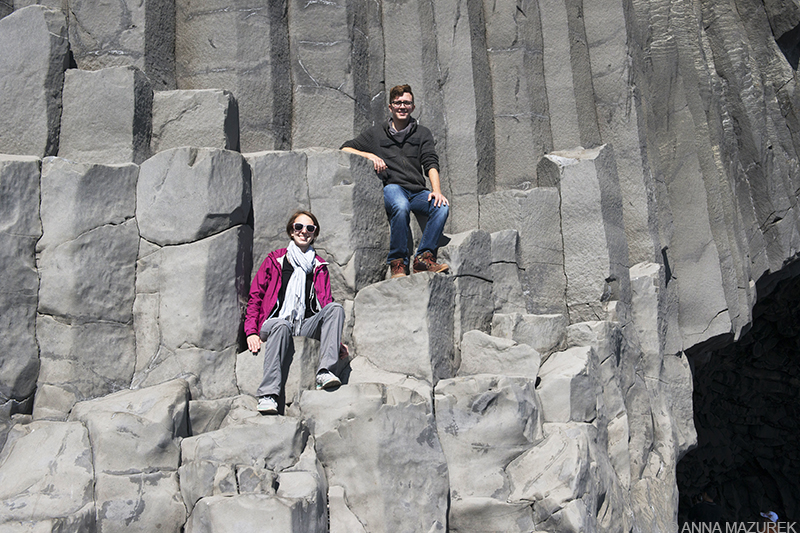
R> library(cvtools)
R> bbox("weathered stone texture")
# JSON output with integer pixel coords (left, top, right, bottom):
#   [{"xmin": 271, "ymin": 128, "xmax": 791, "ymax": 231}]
[
  {"xmin": 0, "ymin": 6, "xmax": 68, "ymax": 158},
  {"xmin": 137, "ymin": 147, "xmax": 251, "ymax": 246},
  {"xmin": 353, "ymin": 273, "xmax": 455, "ymax": 383},
  {"xmin": 151, "ymin": 89, "xmax": 239, "ymax": 153},
  {"xmin": 35, "ymin": 158, "xmax": 139, "ymax": 419},
  {"xmin": 68, "ymin": 0, "xmax": 175, "ymax": 89},
  {"xmin": 133, "ymin": 225, "xmax": 252, "ymax": 400},
  {"xmin": 175, "ymin": 0, "xmax": 291, "ymax": 152},
  {"xmin": 58, "ymin": 67, "xmax": 154, "ymax": 165},
  {"xmin": 480, "ymin": 187, "xmax": 566, "ymax": 315},
  {"xmin": 300, "ymin": 383, "xmax": 449, "ymax": 533},
  {"xmin": 0, "ymin": 421, "xmax": 94, "ymax": 527},
  {"xmin": 0, "ymin": 156, "xmax": 42, "ymax": 408}
]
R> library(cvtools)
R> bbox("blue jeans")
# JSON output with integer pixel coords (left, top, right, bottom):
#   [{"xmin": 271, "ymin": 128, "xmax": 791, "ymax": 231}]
[{"xmin": 383, "ymin": 184, "xmax": 449, "ymax": 263}]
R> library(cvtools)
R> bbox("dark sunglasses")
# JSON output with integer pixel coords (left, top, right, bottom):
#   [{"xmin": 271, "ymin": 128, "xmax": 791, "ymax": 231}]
[{"xmin": 293, "ymin": 222, "xmax": 317, "ymax": 233}]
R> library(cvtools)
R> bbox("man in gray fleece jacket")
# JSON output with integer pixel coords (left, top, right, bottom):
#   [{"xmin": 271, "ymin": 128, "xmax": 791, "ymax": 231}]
[{"xmin": 340, "ymin": 84, "xmax": 450, "ymax": 278}]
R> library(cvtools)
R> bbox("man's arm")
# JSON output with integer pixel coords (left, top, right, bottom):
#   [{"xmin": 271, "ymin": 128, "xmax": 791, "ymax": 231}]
[
  {"xmin": 341, "ymin": 146, "xmax": 387, "ymax": 174},
  {"xmin": 427, "ymin": 168, "xmax": 449, "ymax": 207}
]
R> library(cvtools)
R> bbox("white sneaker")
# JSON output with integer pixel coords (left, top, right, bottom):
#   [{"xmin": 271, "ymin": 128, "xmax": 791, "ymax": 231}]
[
  {"xmin": 257, "ymin": 395, "xmax": 278, "ymax": 414},
  {"xmin": 315, "ymin": 370, "xmax": 341, "ymax": 390}
]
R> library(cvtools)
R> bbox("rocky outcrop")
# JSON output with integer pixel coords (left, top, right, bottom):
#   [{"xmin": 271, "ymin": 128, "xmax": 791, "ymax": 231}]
[{"xmin": 3, "ymin": 0, "xmax": 800, "ymax": 529}]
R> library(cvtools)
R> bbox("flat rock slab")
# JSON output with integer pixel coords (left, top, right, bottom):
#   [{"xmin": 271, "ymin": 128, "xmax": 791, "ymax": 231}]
[
  {"xmin": 0, "ymin": 421, "xmax": 94, "ymax": 525},
  {"xmin": 68, "ymin": 379, "xmax": 189, "ymax": 474},
  {"xmin": 492, "ymin": 312, "xmax": 568, "ymax": 356},
  {"xmin": 536, "ymin": 346, "xmax": 598, "ymax": 423},
  {"xmin": 458, "ymin": 330, "xmax": 541, "ymax": 379},
  {"xmin": 300, "ymin": 382, "xmax": 448, "ymax": 533},
  {"xmin": 185, "ymin": 494, "xmax": 314, "ymax": 533}
]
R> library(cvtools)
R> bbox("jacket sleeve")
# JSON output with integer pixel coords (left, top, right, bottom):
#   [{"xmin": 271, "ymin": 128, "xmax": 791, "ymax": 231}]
[
  {"xmin": 314, "ymin": 264, "xmax": 334, "ymax": 309},
  {"xmin": 418, "ymin": 129, "xmax": 440, "ymax": 174},
  {"xmin": 340, "ymin": 126, "xmax": 377, "ymax": 153},
  {"xmin": 243, "ymin": 257, "xmax": 271, "ymax": 336}
]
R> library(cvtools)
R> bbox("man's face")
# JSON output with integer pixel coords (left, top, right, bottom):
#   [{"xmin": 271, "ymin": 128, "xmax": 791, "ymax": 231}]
[{"xmin": 389, "ymin": 92, "xmax": 415, "ymax": 123}]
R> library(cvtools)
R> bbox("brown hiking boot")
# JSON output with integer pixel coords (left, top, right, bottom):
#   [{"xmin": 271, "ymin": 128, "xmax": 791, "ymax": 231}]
[
  {"xmin": 389, "ymin": 258, "xmax": 407, "ymax": 278},
  {"xmin": 412, "ymin": 251, "xmax": 449, "ymax": 274}
]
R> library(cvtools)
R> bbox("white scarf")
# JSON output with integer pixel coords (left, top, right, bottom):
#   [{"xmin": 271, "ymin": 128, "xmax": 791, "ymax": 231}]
[{"xmin": 278, "ymin": 241, "xmax": 316, "ymax": 334}]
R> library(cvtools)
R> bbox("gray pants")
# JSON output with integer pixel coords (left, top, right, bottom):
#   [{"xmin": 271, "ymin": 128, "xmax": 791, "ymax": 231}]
[{"xmin": 256, "ymin": 302, "xmax": 345, "ymax": 397}]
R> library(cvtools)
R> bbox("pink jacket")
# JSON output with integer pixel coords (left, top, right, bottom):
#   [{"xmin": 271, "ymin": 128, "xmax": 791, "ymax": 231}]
[{"xmin": 243, "ymin": 247, "xmax": 333, "ymax": 337}]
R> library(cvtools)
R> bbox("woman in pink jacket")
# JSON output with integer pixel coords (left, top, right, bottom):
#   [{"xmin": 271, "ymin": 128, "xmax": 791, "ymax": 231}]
[{"xmin": 244, "ymin": 210, "xmax": 346, "ymax": 414}]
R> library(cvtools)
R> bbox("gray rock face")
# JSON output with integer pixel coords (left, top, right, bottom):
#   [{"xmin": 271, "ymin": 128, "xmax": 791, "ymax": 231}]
[
  {"xmin": 540, "ymin": 146, "xmax": 631, "ymax": 323},
  {"xmin": 68, "ymin": 380, "xmax": 189, "ymax": 533},
  {"xmin": 353, "ymin": 273, "xmax": 456, "ymax": 383},
  {"xmin": 0, "ymin": 6, "xmax": 68, "ymax": 157},
  {"xmin": 0, "ymin": 420, "xmax": 94, "ymax": 527},
  {"xmin": 0, "ymin": 156, "xmax": 41, "ymax": 408},
  {"xmin": 136, "ymin": 147, "xmax": 251, "ymax": 246},
  {"xmin": 480, "ymin": 187, "xmax": 566, "ymax": 316},
  {"xmin": 300, "ymin": 383, "xmax": 449, "ymax": 533},
  {"xmin": 68, "ymin": 0, "xmax": 175, "ymax": 89},
  {"xmin": 133, "ymin": 225, "xmax": 252, "ymax": 400},
  {"xmin": 175, "ymin": 0, "xmax": 291, "ymax": 152},
  {"xmin": 59, "ymin": 67, "xmax": 153, "ymax": 164},
  {"xmin": 35, "ymin": 158, "xmax": 139, "ymax": 419},
  {"xmin": 151, "ymin": 89, "xmax": 239, "ymax": 153}
]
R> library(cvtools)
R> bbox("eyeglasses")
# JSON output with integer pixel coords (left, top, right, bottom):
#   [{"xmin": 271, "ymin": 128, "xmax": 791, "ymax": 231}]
[
  {"xmin": 391, "ymin": 100, "xmax": 414, "ymax": 108},
  {"xmin": 293, "ymin": 223, "xmax": 317, "ymax": 233}
]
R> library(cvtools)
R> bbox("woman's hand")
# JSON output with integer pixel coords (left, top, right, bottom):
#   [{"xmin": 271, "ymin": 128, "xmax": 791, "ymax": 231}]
[{"xmin": 247, "ymin": 334, "xmax": 262, "ymax": 354}]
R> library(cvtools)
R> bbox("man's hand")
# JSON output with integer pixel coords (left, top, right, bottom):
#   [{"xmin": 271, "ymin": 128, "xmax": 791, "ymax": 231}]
[
  {"xmin": 366, "ymin": 154, "xmax": 387, "ymax": 173},
  {"xmin": 339, "ymin": 343, "xmax": 350, "ymax": 360},
  {"xmin": 428, "ymin": 191, "xmax": 449, "ymax": 207},
  {"xmin": 247, "ymin": 334, "xmax": 262, "ymax": 354},
  {"xmin": 341, "ymin": 147, "xmax": 386, "ymax": 174}
]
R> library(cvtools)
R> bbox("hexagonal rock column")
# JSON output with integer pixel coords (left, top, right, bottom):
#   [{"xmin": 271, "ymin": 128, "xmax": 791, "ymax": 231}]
[
  {"xmin": 133, "ymin": 147, "xmax": 253, "ymax": 399},
  {"xmin": 68, "ymin": 0, "xmax": 175, "ymax": 89},
  {"xmin": 58, "ymin": 66, "xmax": 154, "ymax": 164},
  {"xmin": 538, "ymin": 145, "xmax": 632, "ymax": 323},
  {"xmin": 353, "ymin": 272, "xmax": 456, "ymax": 383},
  {"xmin": 151, "ymin": 89, "xmax": 239, "ymax": 154},
  {"xmin": 0, "ymin": 156, "xmax": 42, "ymax": 414},
  {"xmin": 247, "ymin": 149, "xmax": 388, "ymax": 302},
  {"xmin": 288, "ymin": 0, "xmax": 354, "ymax": 149},
  {"xmin": 439, "ymin": 230, "xmax": 494, "ymax": 349},
  {"xmin": 536, "ymin": 346, "xmax": 599, "ymax": 423},
  {"xmin": 68, "ymin": 380, "xmax": 190, "ymax": 533},
  {"xmin": 180, "ymin": 415, "xmax": 325, "ymax": 532},
  {"xmin": 489, "ymin": 229, "xmax": 527, "ymax": 314},
  {"xmin": 300, "ymin": 383, "xmax": 449, "ymax": 533},
  {"xmin": 0, "ymin": 6, "xmax": 68, "ymax": 158},
  {"xmin": 175, "ymin": 0, "xmax": 291, "ymax": 152},
  {"xmin": 480, "ymin": 187, "xmax": 566, "ymax": 316},
  {"xmin": 34, "ymin": 157, "xmax": 139, "ymax": 420},
  {"xmin": 434, "ymin": 375, "xmax": 543, "ymax": 531},
  {"xmin": 0, "ymin": 420, "xmax": 95, "ymax": 531}
]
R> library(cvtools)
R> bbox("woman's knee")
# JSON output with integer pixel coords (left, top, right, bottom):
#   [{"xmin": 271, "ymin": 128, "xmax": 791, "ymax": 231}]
[{"xmin": 322, "ymin": 302, "xmax": 345, "ymax": 318}]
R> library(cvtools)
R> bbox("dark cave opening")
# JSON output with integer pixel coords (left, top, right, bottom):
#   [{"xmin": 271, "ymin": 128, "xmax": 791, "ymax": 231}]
[{"xmin": 676, "ymin": 273, "xmax": 800, "ymax": 525}]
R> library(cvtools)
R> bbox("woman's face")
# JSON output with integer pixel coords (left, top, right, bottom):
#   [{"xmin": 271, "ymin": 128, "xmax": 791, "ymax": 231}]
[{"xmin": 291, "ymin": 214, "xmax": 316, "ymax": 251}]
